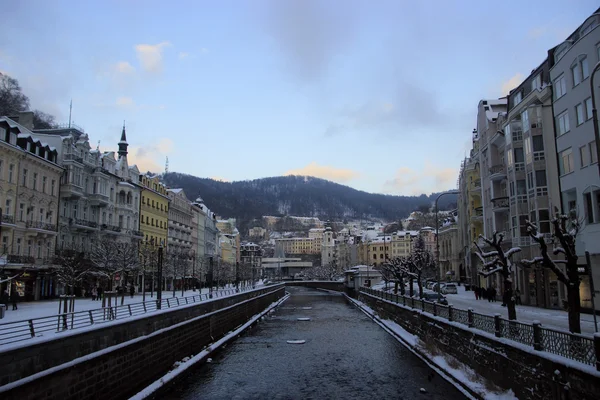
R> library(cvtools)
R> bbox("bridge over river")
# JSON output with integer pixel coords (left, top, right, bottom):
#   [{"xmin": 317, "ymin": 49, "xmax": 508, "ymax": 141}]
[{"xmin": 160, "ymin": 286, "xmax": 466, "ymax": 400}]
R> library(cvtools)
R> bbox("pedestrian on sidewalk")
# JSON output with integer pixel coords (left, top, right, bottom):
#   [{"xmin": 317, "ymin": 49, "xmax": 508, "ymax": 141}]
[
  {"xmin": 515, "ymin": 288, "xmax": 521, "ymax": 305},
  {"xmin": 1, "ymin": 289, "xmax": 9, "ymax": 306},
  {"xmin": 91, "ymin": 286, "xmax": 97, "ymax": 301},
  {"xmin": 97, "ymin": 286, "xmax": 103, "ymax": 302},
  {"xmin": 129, "ymin": 284, "xmax": 135, "ymax": 298},
  {"xmin": 10, "ymin": 288, "xmax": 19, "ymax": 310},
  {"xmin": 474, "ymin": 286, "xmax": 479, "ymax": 300}
]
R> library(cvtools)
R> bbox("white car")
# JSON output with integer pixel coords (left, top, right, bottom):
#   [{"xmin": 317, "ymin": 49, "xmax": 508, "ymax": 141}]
[{"xmin": 442, "ymin": 283, "xmax": 458, "ymax": 294}]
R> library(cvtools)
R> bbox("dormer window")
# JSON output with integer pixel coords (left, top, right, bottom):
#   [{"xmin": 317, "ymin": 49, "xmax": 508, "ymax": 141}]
[
  {"xmin": 531, "ymin": 74, "xmax": 541, "ymax": 91},
  {"xmin": 514, "ymin": 92, "xmax": 522, "ymax": 105}
]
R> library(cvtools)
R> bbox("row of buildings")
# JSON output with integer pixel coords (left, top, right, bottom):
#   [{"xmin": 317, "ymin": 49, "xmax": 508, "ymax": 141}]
[
  {"xmin": 0, "ymin": 112, "xmax": 253, "ymax": 301},
  {"xmin": 449, "ymin": 9, "xmax": 600, "ymax": 310}
]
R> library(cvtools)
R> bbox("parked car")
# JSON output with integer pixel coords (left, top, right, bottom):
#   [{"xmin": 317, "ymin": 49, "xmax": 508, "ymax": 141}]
[
  {"xmin": 422, "ymin": 291, "xmax": 448, "ymax": 305},
  {"xmin": 442, "ymin": 283, "xmax": 458, "ymax": 294}
]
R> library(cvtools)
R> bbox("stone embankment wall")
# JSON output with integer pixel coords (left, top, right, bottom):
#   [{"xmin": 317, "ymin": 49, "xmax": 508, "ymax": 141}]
[
  {"xmin": 358, "ymin": 291, "xmax": 600, "ymax": 400},
  {"xmin": 0, "ymin": 286, "xmax": 285, "ymax": 400},
  {"xmin": 284, "ymin": 281, "xmax": 344, "ymax": 291}
]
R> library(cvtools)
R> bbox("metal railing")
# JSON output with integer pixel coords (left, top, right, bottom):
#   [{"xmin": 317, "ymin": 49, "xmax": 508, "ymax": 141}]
[
  {"xmin": 0, "ymin": 286, "xmax": 269, "ymax": 346},
  {"xmin": 360, "ymin": 287, "xmax": 598, "ymax": 368}
]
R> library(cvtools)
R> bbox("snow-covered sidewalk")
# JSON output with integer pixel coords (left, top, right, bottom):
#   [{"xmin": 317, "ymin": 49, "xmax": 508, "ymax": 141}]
[
  {"xmin": 443, "ymin": 286, "xmax": 598, "ymax": 335},
  {"xmin": 0, "ymin": 283, "xmax": 262, "ymax": 325}
]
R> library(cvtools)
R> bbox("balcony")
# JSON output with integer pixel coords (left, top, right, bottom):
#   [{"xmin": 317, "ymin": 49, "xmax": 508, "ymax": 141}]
[
  {"xmin": 2, "ymin": 214, "xmax": 16, "ymax": 225},
  {"xmin": 490, "ymin": 130, "xmax": 505, "ymax": 147},
  {"xmin": 60, "ymin": 183, "xmax": 84, "ymax": 199},
  {"xmin": 471, "ymin": 178, "xmax": 481, "ymax": 191},
  {"xmin": 26, "ymin": 220, "xmax": 58, "ymax": 233},
  {"xmin": 92, "ymin": 167, "xmax": 111, "ymax": 176},
  {"xmin": 100, "ymin": 224, "xmax": 122, "ymax": 234},
  {"xmin": 6, "ymin": 255, "xmax": 36, "ymax": 264},
  {"xmin": 72, "ymin": 218, "xmax": 98, "ymax": 230},
  {"xmin": 63, "ymin": 153, "xmax": 84, "ymax": 164},
  {"xmin": 89, "ymin": 192, "xmax": 109, "ymax": 207},
  {"xmin": 491, "ymin": 197, "xmax": 510, "ymax": 212},
  {"xmin": 470, "ymin": 207, "xmax": 483, "ymax": 222},
  {"xmin": 488, "ymin": 164, "xmax": 507, "ymax": 181}
]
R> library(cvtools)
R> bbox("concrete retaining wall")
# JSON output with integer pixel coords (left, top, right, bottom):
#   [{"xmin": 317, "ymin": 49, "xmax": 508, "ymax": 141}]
[
  {"xmin": 358, "ymin": 291, "xmax": 600, "ymax": 400},
  {"xmin": 0, "ymin": 286, "xmax": 285, "ymax": 400}
]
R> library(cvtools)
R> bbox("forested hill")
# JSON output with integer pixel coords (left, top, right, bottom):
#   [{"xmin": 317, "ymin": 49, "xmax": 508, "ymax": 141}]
[{"xmin": 161, "ymin": 173, "xmax": 457, "ymax": 223}]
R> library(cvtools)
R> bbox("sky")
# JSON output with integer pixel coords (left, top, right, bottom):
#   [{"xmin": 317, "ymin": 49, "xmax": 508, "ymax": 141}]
[{"xmin": 0, "ymin": 0, "xmax": 598, "ymax": 196}]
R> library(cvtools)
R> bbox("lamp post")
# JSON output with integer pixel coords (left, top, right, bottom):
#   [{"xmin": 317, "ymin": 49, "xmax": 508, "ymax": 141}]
[
  {"xmin": 435, "ymin": 190, "xmax": 460, "ymax": 295},
  {"xmin": 157, "ymin": 245, "xmax": 163, "ymax": 309},
  {"xmin": 191, "ymin": 251, "xmax": 196, "ymax": 292},
  {"xmin": 208, "ymin": 256, "xmax": 214, "ymax": 298},
  {"xmin": 590, "ymin": 60, "xmax": 600, "ymax": 178}
]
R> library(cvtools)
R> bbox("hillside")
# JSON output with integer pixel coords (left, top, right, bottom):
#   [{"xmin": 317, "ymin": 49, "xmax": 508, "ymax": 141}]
[{"xmin": 161, "ymin": 173, "xmax": 457, "ymax": 228}]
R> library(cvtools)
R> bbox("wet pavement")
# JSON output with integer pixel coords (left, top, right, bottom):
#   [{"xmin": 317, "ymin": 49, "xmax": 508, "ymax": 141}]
[{"xmin": 162, "ymin": 287, "xmax": 467, "ymax": 400}]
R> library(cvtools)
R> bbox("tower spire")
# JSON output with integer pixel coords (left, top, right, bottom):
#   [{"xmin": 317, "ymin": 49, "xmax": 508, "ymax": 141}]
[{"xmin": 118, "ymin": 121, "xmax": 128, "ymax": 158}]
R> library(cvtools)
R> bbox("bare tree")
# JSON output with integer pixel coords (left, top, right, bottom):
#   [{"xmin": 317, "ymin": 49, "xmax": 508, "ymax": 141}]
[
  {"xmin": 32, "ymin": 110, "xmax": 57, "ymax": 129},
  {"xmin": 381, "ymin": 257, "xmax": 409, "ymax": 295},
  {"xmin": 138, "ymin": 242, "xmax": 158, "ymax": 301},
  {"xmin": 305, "ymin": 263, "xmax": 337, "ymax": 280},
  {"xmin": 474, "ymin": 232, "xmax": 521, "ymax": 320},
  {"xmin": 0, "ymin": 72, "xmax": 30, "ymax": 116},
  {"xmin": 407, "ymin": 235, "xmax": 436, "ymax": 298},
  {"xmin": 53, "ymin": 247, "xmax": 94, "ymax": 296},
  {"xmin": 522, "ymin": 213, "xmax": 583, "ymax": 333},
  {"xmin": 90, "ymin": 238, "xmax": 117, "ymax": 287}
]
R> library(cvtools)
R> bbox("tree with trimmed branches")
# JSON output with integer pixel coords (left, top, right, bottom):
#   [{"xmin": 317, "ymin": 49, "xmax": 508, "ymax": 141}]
[
  {"xmin": 522, "ymin": 213, "xmax": 583, "ymax": 333},
  {"xmin": 381, "ymin": 257, "xmax": 410, "ymax": 295},
  {"xmin": 474, "ymin": 232, "xmax": 521, "ymax": 320},
  {"xmin": 407, "ymin": 235, "xmax": 436, "ymax": 298}
]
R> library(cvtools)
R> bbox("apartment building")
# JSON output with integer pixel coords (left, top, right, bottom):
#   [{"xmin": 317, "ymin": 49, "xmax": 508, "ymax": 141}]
[
  {"xmin": 0, "ymin": 117, "xmax": 62, "ymax": 300},
  {"xmin": 438, "ymin": 217, "xmax": 462, "ymax": 282},
  {"xmin": 139, "ymin": 173, "xmax": 169, "ymax": 247},
  {"xmin": 550, "ymin": 12, "xmax": 600, "ymax": 310},
  {"xmin": 321, "ymin": 227, "xmax": 335, "ymax": 266},
  {"xmin": 457, "ymin": 133, "xmax": 484, "ymax": 285},
  {"xmin": 503, "ymin": 59, "xmax": 563, "ymax": 308},
  {"xmin": 166, "ymin": 188, "xmax": 193, "ymax": 254}
]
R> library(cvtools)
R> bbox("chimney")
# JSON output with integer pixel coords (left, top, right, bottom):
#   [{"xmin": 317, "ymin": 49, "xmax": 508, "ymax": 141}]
[{"xmin": 8, "ymin": 111, "xmax": 35, "ymax": 130}]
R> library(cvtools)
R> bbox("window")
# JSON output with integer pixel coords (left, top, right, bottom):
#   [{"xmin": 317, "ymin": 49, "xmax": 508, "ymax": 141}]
[
  {"xmin": 590, "ymin": 141, "xmax": 598, "ymax": 164},
  {"xmin": 8, "ymin": 164, "xmax": 14, "ymax": 183},
  {"xmin": 559, "ymin": 148, "xmax": 574, "ymax": 175},
  {"xmin": 535, "ymin": 170, "xmax": 547, "ymax": 187},
  {"xmin": 42, "ymin": 176, "xmax": 47, "ymax": 193},
  {"xmin": 554, "ymin": 75, "xmax": 566, "ymax": 99},
  {"xmin": 582, "ymin": 57, "xmax": 589, "ymax": 79},
  {"xmin": 532, "ymin": 136, "xmax": 544, "ymax": 152},
  {"xmin": 51, "ymin": 179, "xmax": 56, "ymax": 196},
  {"xmin": 514, "ymin": 147, "xmax": 524, "ymax": 163},
  {"xmin": 531, "ymin": 74, "xmax": 541, "ymax": 91},
  {"xmin": 576, "ymin": 103, "xmax": 585, "ymax": 125},
  {"xmin": 514, "ymin": 92, "xmax": 522, "ymax": 105},
  {"xmin": 539, "ymin": 209, "xmax": 551, "ymax": 233},
  {"xmin": 527, "ymin": 171, "xmax": 534, "ymax": 189},
  {"xmin": 556, "ymin": 111, "xmax": 570, "ymax": 135},
  {"xmin": 585, "ymin": 97, "xmax": 593, "ymax": 120},
  {"xmin": 39, "ymin": 208, "xmax": 44, "ymax": 222},
  {"xmin": 5, "ymin": 199, "xmax": 11, "ymax": 215},
  {"xmin": 522, "ymin": 110, "xmax": 529, "ymax": 132},
  {"xmin": 572, "ymin": 63, "xmax": 582, "ymax": 86},
  {"xmin": 19, "ymin": 203, "xmax": 25, "ymax": 221},
  {"xmin": 22, "ymin": 168, "xmax": 28, "ymax": 186},
  {"xmin": 580, "ymin": 145, "xmax": 590, "ymax": 167},
  {"xmin": 32, "ymin": 173, "xmax": 37, "ymax": 190}
]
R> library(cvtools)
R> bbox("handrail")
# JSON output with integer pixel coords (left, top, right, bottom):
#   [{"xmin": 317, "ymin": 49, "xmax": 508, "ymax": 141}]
[
  {"xmin": 0, "ymin": 285, "xmax": 281, "ymax": 346},
  {"xmin": 359, "ymin": 287, "xmax": 597, "ymax": 368}
]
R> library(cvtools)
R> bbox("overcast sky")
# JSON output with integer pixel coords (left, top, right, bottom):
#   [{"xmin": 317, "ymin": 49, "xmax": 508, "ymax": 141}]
[{"xmin": 1, "ymin": 0, "xmax": 597, "ymax": 195}]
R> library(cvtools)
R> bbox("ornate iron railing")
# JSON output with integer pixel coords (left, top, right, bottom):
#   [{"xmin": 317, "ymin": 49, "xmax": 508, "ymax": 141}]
[{"xmin": 359, "ymin": 287, "xmax": 598, "ymax": 369}]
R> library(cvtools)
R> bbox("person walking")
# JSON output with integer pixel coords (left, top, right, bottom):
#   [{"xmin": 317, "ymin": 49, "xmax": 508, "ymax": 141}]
[
  {"xmin": 91, "ymin": 286, "xmax": 97, "ymax": 301},
  {"xmin": 474, "ymin": 286, "xmax": 479, "ymax": 300},
  {"xmin": 129, "ymin": 284, "xmax": 135, "ymax": 298},
  {"xmin": 97, "ymin": 286, "xmax": 103, "ymax": 302},
  {"xmin": 515, "ymin": 288, "xmax": 521, "ymax": 305},
  {"xmin": 1, "ymin": 289, "xmax": 9, "ymax": 307},
  {"xmin": 10, "ymin": 288, "xmax": 20, "ymax": 310}
]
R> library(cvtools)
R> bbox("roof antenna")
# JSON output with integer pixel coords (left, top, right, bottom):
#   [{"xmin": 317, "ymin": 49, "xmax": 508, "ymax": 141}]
[
  {"xmin": 165, "ymin": 156, "xmax": 169, "ymax": 174},
  {"xmin": 68, "ymin": 99, "xmax": 73, "ymax": 128},
  {"xmin": 97, "ymin": 140, "xmax": 101, "ymax": 151}
]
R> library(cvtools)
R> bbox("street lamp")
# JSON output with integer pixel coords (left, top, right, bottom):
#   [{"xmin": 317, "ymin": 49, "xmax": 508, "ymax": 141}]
[
  {"xmin": 590, "ymin": 61, "xmax": 600, "ymax": 178},
  {"xmin": 157, "ymin": 245, "xmax": 163, "ymax": 309},
  {"xmin": 208, "ymin": 256, "xmax": 214, "ymax": 299},
  {"xmin": 435, "ymin": 190, "xmax": 460, "ymax": 295}
]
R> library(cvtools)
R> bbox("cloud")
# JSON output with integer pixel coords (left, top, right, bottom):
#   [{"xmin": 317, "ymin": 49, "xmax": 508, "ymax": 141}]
[
  {"xmin": 264, "ymin": 0, "xmax": 358, "ymax": 82},
  {"xmin": 383, "ymin": 161, "xmax": 458, "ymax": 195},
  {"xmin": 501, "ymin": 73, "xmax": 524, "ymax": 96},
  {"xmin": 178, "ymin": 52, "xmax": 190, "ymax": 60},
  {"xmin": 116, "ymin": 96, "xmax": 134, "ymax": 107},
  {"xmin": 325, "ymin": 81, "xmax": 468, "ymax": 137},
  {"xmin": 114, "ymin": 61, "xmax": 135, "ymax": 74},
  {"xmin": 284, "ymin": 162, "xmax": 360, "ymax": 183},
  {"xmin": 128, "ymin": 138, "xmax": 174, "ymax": 173},
  {"xmin": 135, "ymin": 41, "xmax": 171, "ymax": 73}
]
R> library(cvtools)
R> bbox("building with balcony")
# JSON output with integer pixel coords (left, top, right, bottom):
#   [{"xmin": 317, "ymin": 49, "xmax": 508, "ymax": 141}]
[
  {"xmin": 166, "ymin": 188, "xmax": 193, "ymax": 254},
  {"xmin": 549, "ymin": 11, "xmax": 600, "ymax": 311},
  {"xmin": 438, "ymin": 215, "xmax": 462, "ymax": 282},
  {"xmin": 139, "ymin": 173, "xmax": 169, "ymax": 247},
  {"xmin": 0, "ymin": 116, "xmax": 62, "ymax": 300},
  {"xmin": 30, "ymin": 124, "xmax": 142, "ymax": 255},
  {"xmin": 240, "ymin": 242, "xmax": 262, "ymax": 277},
  {"xmin": 275, "ymin": 236, "xmax": 321, "ymax": 255},
  {"xmin": 504, "ymin": 58, "xmax": 563, "ymax": 308}
]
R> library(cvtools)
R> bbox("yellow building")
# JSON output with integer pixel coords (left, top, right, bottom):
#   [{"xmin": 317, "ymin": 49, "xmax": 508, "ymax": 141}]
[
  {"xmin": 275, "ymin": 237, "xmax": 320, "ymax": 255},
  {"xmin": 357, "ymin": 231, "xmax": 418, "ymax": 266},
  {"xmin": 138, "ymin": 173, "xmax": 169, "ymax": 247}
]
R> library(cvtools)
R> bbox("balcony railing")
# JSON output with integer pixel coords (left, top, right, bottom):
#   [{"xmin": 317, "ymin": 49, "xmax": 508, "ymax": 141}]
[
  {"xmin": 489, "ymin": 164, "xmax": 506, "ymax": 176},
  {"xmin": 471, "ymin": 178, "xmax": 481, "ymax": 189},
  {"xmin": 74, "ymin": 219, "xmax": 98, "ymax": 228},
  {"xmin": 6, "ymin": 255, "xmax": 36, "ymax": 264},
  {"xmin": 491, "ymin": 197, "xmax": 510, "ymax": 210},
  {"xmin": 2, "ymin": 214, "xmax": 15, "ymax": 224},
  {"xmin": 26, "ymin": 221, "xmax": 58, "ymax": 232},
  {"xmin": 100, "ymin": 224, "xmax": 122, "ymax": 233},
  {"xmin": 63, "ymin": 153, "xmax": 84, "ymax": 164},
  {"xmin": 129, "ymin": 230, "xmax": 144, "ymax": 237}
]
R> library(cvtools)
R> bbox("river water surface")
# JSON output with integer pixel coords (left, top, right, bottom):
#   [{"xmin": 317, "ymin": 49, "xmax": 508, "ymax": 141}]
[{"xmin": 163, "ymin": 286, "xmax": 467, "ymax": 400}]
